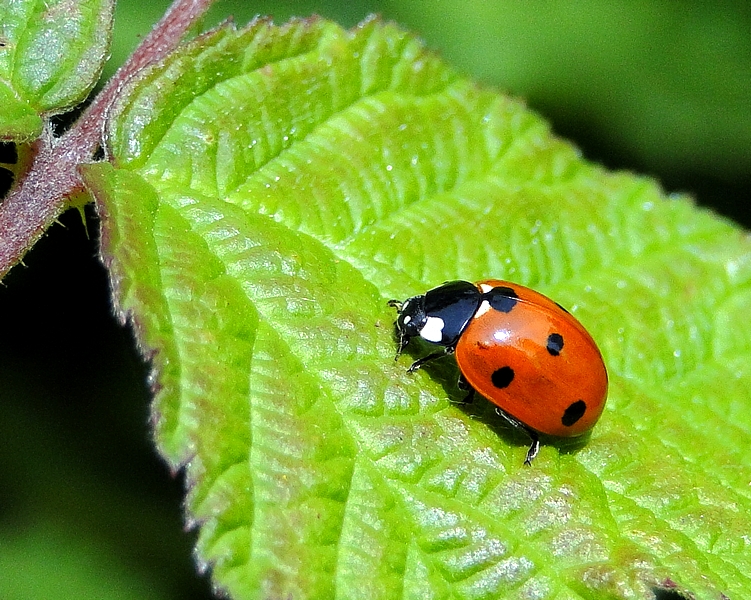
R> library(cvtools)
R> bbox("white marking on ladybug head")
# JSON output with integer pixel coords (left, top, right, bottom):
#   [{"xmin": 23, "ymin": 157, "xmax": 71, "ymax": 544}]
[
  {"xmin": 419, "ymin": 316, "xmax": 445, "ymax": 343},
  {"xmin": 475, "ymin": 299, "xmax": 492, "ymax": 317},
  {"xmin": 402, "ymin": 315, "xmax": 412, "ymax": 325},
  {"xmin": 479, "ymin": 283, "xmax": 494, "ymax": 293}
]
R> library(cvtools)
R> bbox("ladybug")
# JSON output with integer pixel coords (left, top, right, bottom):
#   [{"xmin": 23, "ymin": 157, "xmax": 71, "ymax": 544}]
[{"xmin": 389, "ymin": 280, "xmax": 608, "ymax": 464}]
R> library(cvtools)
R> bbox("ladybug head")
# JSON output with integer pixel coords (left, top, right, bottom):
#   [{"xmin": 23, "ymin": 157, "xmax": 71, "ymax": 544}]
[
  {"xmin": 391, "ymin": 295, "xmax": 428, "ymax": 355},
  {"xmin": 390, "ymin": 281, "xmax": 484, "ymax": 355}
]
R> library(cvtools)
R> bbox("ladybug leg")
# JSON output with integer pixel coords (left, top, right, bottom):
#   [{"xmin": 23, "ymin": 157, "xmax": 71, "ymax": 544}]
[
  {"xmin": 456, "ymin": 374, "xmax": 475, "ymax": 404},
  {"xmin": 387, "ymin": 300, "xmax": 409, "ymax": 360},
  {"xmin": 406, "ymin": 348, "xmax": 452, "ymax": 373},
  {"xmin": 494, "ymin": 408, "xmax": 540, "ymax": 465},
  {"xmin": 523, "ymin": 432, "xmax": 540, "ymax": 466},
  {"xmin": 393, "ymin": 331, "xmax": 409, "ymax": 361}
]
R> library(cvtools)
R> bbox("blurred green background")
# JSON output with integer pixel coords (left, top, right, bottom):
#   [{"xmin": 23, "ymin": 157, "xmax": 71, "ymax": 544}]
[{"xmin": 1, "ymin": 1, "xmax": 749, "ymax": 598}]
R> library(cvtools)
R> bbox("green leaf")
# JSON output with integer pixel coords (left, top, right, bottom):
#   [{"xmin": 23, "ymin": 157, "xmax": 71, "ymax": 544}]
[
  {"xmin": 0, "ymin": 0, "xmax": 114, "ymax": 140},
  {"xmin": 394, "ymin": 0, "xmax": 751, "ymax": 179},
  {"xmin": 84, "ymin": 16, "xmax": 751, "ymax": 600}
]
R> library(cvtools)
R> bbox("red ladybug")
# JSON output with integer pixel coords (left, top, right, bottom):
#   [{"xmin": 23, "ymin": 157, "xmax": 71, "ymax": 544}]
[{"xmin": 389, "ymin": 280, "xmax": 608, "ymax": 464}]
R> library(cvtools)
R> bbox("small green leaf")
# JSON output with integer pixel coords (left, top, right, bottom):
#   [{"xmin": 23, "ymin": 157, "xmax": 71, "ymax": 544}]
[
  {"xmin": 85, "ymin": 16, "xmax": 751, "ymax": 600},
  {"xmin": 0, "ymin": 80, "xmax": 42, "ymax": 139},
  {"xmin": 0, "ymin": 0, "xmax": 114, "ymax": 140}
]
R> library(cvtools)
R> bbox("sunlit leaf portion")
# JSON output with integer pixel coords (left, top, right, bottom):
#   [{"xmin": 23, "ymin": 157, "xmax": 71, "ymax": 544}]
[{"xmin": 84, "ymin": 16, "xmax": 751, "ymax": 600}]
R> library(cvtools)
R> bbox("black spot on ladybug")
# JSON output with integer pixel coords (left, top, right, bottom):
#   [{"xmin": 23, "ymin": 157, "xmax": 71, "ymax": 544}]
[
  {"xmin": 555, "ymin": 302, "xmax": 569, "ymax": 314},
  {"xmin": 546, "ymin": 333, "xmax": 564, "ymax": 356},
  {"xmin": 562, "ymin": 400, "xmax": 586, "ymax": 427},
  {"xmin": 487, "ymin": 286, "xmax": 519, "ymax": 313},
  {"xmin": 491, "ymin": 366, "xmax": 515, "ymax": 389}
]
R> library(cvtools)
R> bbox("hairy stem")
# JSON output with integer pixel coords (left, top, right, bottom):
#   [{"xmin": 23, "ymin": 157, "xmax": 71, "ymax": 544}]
[{"xmin": 0, "ymin": 0, "xmax": 216, "ymax": 280}]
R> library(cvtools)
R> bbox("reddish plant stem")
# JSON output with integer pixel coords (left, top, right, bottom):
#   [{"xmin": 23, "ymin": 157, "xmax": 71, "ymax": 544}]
[{"xmin": 0, "ymin": 0, "xmax": 216, "ymax": 280}]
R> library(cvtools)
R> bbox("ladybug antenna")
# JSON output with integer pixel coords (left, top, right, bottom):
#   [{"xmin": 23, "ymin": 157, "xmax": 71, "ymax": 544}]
[{"xmin": 387, "ymin": 299, "xmax": 403, "ymax": 310}]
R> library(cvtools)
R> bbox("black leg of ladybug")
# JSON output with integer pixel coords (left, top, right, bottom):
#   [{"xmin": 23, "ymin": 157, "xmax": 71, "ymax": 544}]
[
  {"xmin": 406, "ymin": 348, "xmax": 453, "ymax": 373},
  {"xmin": 494, "ymin": 408, "xmax": 540, "ymax": 465},
  {"xmin": 456, "ymin": 374, "xmax": 475, "ymax": 404},
  {"xmin": 523, "ymin": 431, "xmax": 540, "ymax": 466},
  {"xmin": 387, "ymin": 300, "xmax": 408, "ymax": 360},
  {"xmin": 393, "ymin": 332, "xmax": 409, "ymax": 361}
]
